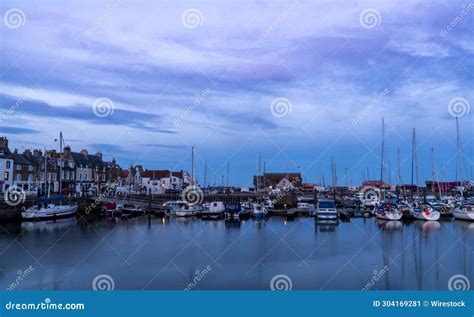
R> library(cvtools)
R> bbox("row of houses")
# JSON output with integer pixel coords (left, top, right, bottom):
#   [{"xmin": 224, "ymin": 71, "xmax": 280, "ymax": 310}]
[{"xmin": 0, "ymin": 137, "xmax": 194, "ymax": 196}]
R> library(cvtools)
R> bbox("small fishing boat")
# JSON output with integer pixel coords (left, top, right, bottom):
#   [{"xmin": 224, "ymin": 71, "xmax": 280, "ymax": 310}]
[
  {"xmin": 122, "ymin": 204, "xmax": 144, "ymax": 217},
  {"xmin": 201, "ymin": 201, "xmax": 225, "ymax": 219},
  {"xmin": 22, "ymin": 203, "xmax": 77, "ymax": 221},
  {"xmin": 453, "ymin": 201, "xmax": 474, "ymax": 221},
  {"xmin": 316, "ymin": 199, "xmax": 337, "ymax": 220},
  {"xmin": 175, "ymin": 203, "xmax": 201, "ymax": 217},
  {"xmin": 411, "ymin": 202, "xmax": 440, "ymax": 221},
  {"xmin": 252, "ymin": 202, "xmax": 267, "ymax": 218},
  {"xmin": 162, "ymin": 200, "xmax": 187, "ymax": 215},
  {"xmin": 375, "ymin": 202, "xmax": 403, "ymax": 221}
]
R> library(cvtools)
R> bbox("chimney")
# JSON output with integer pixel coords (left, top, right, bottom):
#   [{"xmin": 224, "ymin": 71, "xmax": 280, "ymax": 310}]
[
  {"xmin": 0, "ymin": 137, "xmax": 8, "ymax": 150},
  {"xmin": 64, "ymin": 145, "xmax": 71, "ymax": 157},
  {"xmin": 46, "ymin": 150, "xmax": 56, "ymax": 158},
  {"xmin": 80, "ymin": 149, "xmax": 88, "ymax": 158},
  {"xmin": 33, "ymin": 149, "xmax": 43, "ymax": 157},
  {"xmin": 95, "ymin": 152, "xmax": 103, "ymax": 160},
  {"xmin": 23, "ymin": 149, "xmax": 32, "ymax": 158},
  {"xmin": 13, "ymin": 148, "xmax": 18, "ymax": 154}
]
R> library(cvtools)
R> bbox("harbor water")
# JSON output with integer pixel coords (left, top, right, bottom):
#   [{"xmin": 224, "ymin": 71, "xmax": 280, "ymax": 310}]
[{"xmin": 0, "ymin": 215, "xmax": 472, "ymax": 290}]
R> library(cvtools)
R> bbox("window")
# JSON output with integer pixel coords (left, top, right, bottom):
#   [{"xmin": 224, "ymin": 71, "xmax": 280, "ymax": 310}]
[
  {"xmin": 16, "ymin": 165, "xmax": 21, "ymax": 171},
  {"xmin": 6, "ymin": 161, "xmax": 10, "ymax": 169},
  {"xmin": 28, "ymin": 165, "xmax": 33, "ymax": 171},
  {"xmin": 16, "ymin": 174, "xmax": 21, "ymax": 181},
  {"xmin": 3, "ymin": 171, "xmax": 9, "ymax": 180}
]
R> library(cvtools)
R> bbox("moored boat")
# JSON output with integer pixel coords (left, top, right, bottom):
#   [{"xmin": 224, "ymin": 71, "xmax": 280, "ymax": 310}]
[
  {"xmin": 252, "ymin": 202, "xmax": 267, "ymax": 218},
  {"xmin": 201, "ymin": 201, "xmax": 225, "ymax": 219},
  {"xmin": 453, "ymin": 202, "xmax": 474, "ymax": 221},
  {"xmin": 316, "ymin": 199, "xmax": 337, "ymax": 220},
  {"xmin": 375, "ymin": 202, "xmax": 403, "ymax": 221},
  {"xmin": 175, "ymin": 203, "xmax": 201, "ymax": 217},
  {"xmin": 411, "ymin": 203, "xmax": 440, "ymax": 221},
  {"xmin": 22, "ymin": 203, "xmax": 78, "ymax": 221}
]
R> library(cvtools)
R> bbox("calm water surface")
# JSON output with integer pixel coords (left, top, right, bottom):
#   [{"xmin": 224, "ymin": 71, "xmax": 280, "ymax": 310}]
[{"xmin": 0, "ymin": 215, "xmax": 472, "ymax": 290}]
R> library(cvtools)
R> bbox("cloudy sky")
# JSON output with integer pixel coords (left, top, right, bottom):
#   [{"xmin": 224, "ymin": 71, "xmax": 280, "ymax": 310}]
[{"xmin": 1, "ymin": 0, "xmax": 473, "ymax": 186}]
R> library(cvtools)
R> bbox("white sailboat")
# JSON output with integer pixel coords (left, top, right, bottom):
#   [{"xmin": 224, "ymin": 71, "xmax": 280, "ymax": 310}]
[
  {"xmin": 453, "ymin": 201, "xmax": 474, "ymax": 221},
  {"xmin": 22, "ymin": 204, "xmax": 78, "ymax": 220},
  {"xmin": 22, "ymin": 132, "xmax": 78, "ymax": 221},
  {"xmin": 375, "ymin": 202, "xmax": 403, "ymax": 221}
]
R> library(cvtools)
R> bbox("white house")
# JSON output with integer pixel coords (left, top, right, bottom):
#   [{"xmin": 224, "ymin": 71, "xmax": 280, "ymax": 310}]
[
  {"xmin": 0, "ymin": 156, "xmax": 14, "ymax": 193},
  {"xmin": 141, "ymin": 170, "xmax": 194, "ymax": 194}
]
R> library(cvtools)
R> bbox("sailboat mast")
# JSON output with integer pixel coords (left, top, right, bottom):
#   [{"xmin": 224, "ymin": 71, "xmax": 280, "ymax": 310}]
[
  {"xmin": 410, "ymin": 129, "xmax": 415, "ymax": 199},
  {"xmin": 59, "ymin": 131, "xmax": 63, "ymax": 194},
  {"xmin": 44, "ymin": 146, "xmax": 48, "ymax": 198},
  {"xmin": 191, "ymin": 146, "xmax": 195, "ymax": 186},
  {"xmin": 203, "ymin": 160, "xmax": 207, "ymax": 188},
  {"xmin": 226, "ymin": 161, "xmax": 229, "ymax": 187},
  {"xmin": 380, "ymin": 117, "xmax": 385, "ymax": 182},
  {"xmin": 455, "ymin": 117, "xmax": 461, "ymax": 182}
]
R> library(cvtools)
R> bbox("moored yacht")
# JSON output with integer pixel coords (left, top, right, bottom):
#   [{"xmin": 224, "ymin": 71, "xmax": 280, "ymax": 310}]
[
  {"xmin": 22, "ymin": 203, "xmax": 77, "ymax": 221},
  {"xmin": 375, "ymin": 202, "xmax": 403, "ymax": 221},
  {"xmin": 453, "ymin": 201, "xmax": 474, "ymax": 221},
  {"xmin": 411, "ymin": 202, "xmax": 440, "ymax": 221}
]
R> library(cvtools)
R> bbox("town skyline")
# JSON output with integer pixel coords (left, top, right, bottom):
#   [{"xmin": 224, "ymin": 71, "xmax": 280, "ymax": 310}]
[{"xmin": 1, "ymin": 0, "xmax": 473, "ymax": 186}]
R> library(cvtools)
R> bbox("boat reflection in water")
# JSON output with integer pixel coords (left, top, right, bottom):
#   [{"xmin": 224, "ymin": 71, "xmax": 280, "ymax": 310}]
[
  {"xmin": 224, "ymin": 218, "xmax": 241, "ymax": 229},
  {"xmin": 375, "ymin": 219, "xmax": 403, "ymax": 231},
  {"xmin": 21, "ymin": 217, "xmax": 77, "ymax": 232},
  {"xmin": 415, "ymin": 220, "xmax": 441, "ymax": 232},
  {"xmin": 315, "ymin": 218, "xmax": 339, "ymax": 232}
]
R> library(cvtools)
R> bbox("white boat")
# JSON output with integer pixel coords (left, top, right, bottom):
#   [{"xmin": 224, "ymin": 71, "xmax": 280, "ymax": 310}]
[
  {"xmin": 375, "ymin": 202, "xmax": 403, "ymax": 221},
  {"xmin": 22, "ymin": 203, "xmax": 77, "ymax": 220},
  {"xmin": 252, "ymin": 202, "xmax": 267, "ymax": 217},
  {"xmin": 453, "ymin": 202, "xmax": 474, "ymax": 221},
  {"xmin": 425, "ymin": 196, "xmax": 454, "ymax": 217},
  {"xmin": 175, "ymin": 203, "xmax": 201, "ymax": 217},
  {"xmin": 296, "ymin": 197, "xmax": 316, "ymax": 215},
  {"xmin": 162, "ymin": 200, "xmax": 187, "ymax": 214},
  {"xmin": 201, "ymin": 201, "xmax": 225, "ymax": 219},
  {"xmin": 263, "ymin": 197, "xmax": 274, "ymax": 213},
  {"xmin": 316, "ymin": 199, "xmax": 337, "ymax": 220},
  {"xmin": 240, "ymin": 202, "xmax": 252, "ymax": 217},
  {"xmin": 411, "ymin": 203, "xmax": 440, "ymax": 221}
]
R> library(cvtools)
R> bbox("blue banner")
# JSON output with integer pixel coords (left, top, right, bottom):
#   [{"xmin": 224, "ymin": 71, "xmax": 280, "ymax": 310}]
[{"xmin": 1, "ymin": 291, "xmax": 472, "ymax": 316}]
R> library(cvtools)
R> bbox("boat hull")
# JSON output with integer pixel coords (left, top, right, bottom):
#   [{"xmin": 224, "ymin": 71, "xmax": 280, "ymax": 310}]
[
  {"xmin": 412, "ymin": 211, "xmax": 440, "ymax": 221},
  {"xmin": 21, "ymin": 206, "xmax": 77, "ymax": 221},
  {"xmin": 453, "ymin": 211, "xmax": 474, "ymax": 221}
]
